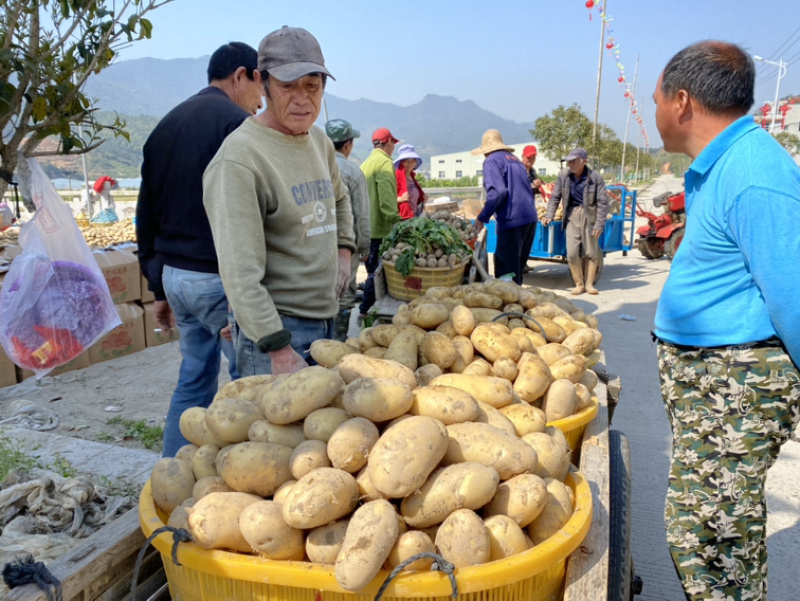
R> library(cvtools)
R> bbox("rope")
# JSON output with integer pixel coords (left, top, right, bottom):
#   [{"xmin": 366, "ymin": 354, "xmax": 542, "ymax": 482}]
[
  {"xmin": 2, "ymin": 555, "xmax": 63, "ymax": 601},
  {"xmin": 492, "ymin": 311, "xmax": 546, "ymax": 338},
  {"xmin": 130, "ymin": 526, "xmax": 191, "ymax": 601},
  {"xmin": 374, "ymin": 552, "xmax": 457, "ymax": 601}
]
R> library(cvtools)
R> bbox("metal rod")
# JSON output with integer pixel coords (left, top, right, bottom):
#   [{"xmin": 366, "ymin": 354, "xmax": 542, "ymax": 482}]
[
  {"xmin": 620, "ymin": 54, "xmax": 638, "ymax": 182},
  {"xmin": 591, "ymin": 0, "xmax": 606, "ymax": 167}
]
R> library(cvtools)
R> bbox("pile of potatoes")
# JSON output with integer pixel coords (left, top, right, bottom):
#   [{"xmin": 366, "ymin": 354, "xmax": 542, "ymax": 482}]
[
  {"xmin": 78, "ymin": 219, "xmax": 137, "ymax": 248},
  {"xmin": 381, "ymin": 240, "xmax": 470, "ymax": 270},
  {"xmin": 428, "ymin": 211, "xmax": 479, "ymax": 244},
  {"xmin": 0, "ymin": 229, "xmax": 20, "ymax": 247},
  {"xmin": 149, "ymin": 279, "xmax": 603, "ymax": 593}
]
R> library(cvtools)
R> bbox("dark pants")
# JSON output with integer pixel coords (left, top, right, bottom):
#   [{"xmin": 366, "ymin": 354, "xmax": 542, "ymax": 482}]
[
  {"xmin": 493, "ymin": 222, "xmax": 536, "ymax": 285},
  {"xmin": 358, "ymin": 238, "xmax": 383, "ymax": 316}
]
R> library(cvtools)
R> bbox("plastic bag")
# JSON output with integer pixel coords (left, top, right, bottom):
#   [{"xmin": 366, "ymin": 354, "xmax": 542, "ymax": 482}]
[{"xmin": 0, "ymin": 155, "xmax": 121, "ymax": 378}]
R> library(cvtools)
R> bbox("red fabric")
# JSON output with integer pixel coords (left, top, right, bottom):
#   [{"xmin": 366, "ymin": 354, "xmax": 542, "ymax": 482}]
[
  {"xmin": 395, "ymin": 168, "xmax": 425, "ymax": 219},
  {"xmin": 93, "ymin": 176, "xmax": 117, "ymax": 193}
]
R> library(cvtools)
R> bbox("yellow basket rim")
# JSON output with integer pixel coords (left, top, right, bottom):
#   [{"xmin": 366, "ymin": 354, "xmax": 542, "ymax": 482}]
[
  {"xmin": 139, "ymin": 471, "xmax": 592, "ymax": 598},
  {"xmin": 383, "ymin": 258, "xmax": 471, "ymax": 273},
  {"xmin": 547, "ymin": 396, "xmax": 599, "ymax": 431}
]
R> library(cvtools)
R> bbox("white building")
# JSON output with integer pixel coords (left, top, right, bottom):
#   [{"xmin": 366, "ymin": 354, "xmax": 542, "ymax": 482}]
[{"xmin": 429, "ymin": 143, "xmax": 563, "ymax": 181}]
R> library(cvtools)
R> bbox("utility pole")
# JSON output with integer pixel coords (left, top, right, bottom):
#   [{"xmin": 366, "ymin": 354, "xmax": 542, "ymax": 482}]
[
  {"xmin": 591, "ymin": 0, "xmax": 606, "ymax": 168},
  {"xmin": 634, "ymin": 97, "xmax": 642, "ymax": 184},
  {"xmin": 753, "ymin": 55, "xmax": 787, "ymax": 133},
  {"xmin": 620, "ymin": 54, "xmax": 638, "ymax": 183}
]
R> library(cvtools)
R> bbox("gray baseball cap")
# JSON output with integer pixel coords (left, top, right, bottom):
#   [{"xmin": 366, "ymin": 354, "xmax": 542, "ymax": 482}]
[
  {"xmin": 325, "ymin": 119, "xmax": 360, "ymax": 143},
  {"xmin": 564, "ymin": 148, "xmax": 588, "ymax": 161},
  {"xmin": 257, "ymin": 26, "xmax": 335, "ymax": 81}
]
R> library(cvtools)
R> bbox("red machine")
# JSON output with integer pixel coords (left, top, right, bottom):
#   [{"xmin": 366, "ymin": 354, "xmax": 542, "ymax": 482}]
[{"xmin": 635, "ymin": 190, "xmax": 685, "ymax": 260}]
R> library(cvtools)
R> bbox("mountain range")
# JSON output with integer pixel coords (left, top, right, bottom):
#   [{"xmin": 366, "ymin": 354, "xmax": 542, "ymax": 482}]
[{"xmin": 69, "ymin": 56, "xmax": 533, "ymax": 176}]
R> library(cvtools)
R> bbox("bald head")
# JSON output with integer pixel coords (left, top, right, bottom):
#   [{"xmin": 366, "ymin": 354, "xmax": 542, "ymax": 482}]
[{"xmin": 661, "ymin": 41, "xmax": 755, "ymax": 116}]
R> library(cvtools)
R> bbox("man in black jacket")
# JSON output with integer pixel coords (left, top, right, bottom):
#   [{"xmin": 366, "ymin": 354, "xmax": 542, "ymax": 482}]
[{"xmin": 136, "ymin": 42, "xmax": 263, "ymax": 457}]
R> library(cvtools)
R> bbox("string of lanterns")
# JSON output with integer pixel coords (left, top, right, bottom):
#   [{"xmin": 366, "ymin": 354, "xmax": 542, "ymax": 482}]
[{"xmin": 585, "ymin": 1, "xmax": 650, "ymax": 148}]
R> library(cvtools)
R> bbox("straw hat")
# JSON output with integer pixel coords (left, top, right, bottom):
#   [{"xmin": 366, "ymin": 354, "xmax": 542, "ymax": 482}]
[{"xmin": 471, "ymin": 129, "xmax": 515, "ymax": 155}]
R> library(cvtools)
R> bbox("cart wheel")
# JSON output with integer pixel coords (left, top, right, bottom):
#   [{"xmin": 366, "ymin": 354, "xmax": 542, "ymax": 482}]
[
  {"xmin": 637, "ymin": 238, "xmax": 664, "ymax": 260},
  {"xmin": 664, "ymin": 228, "xmax": 684, "ymax": 261},
  {"xmin": 608, "ymin": 430, "xmax": 640, "ymax": 600}
]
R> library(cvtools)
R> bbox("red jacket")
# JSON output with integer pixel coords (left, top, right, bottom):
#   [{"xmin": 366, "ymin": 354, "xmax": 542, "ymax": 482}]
[{"xmin": 395, "ymin": 168, "xmax": 425, "ymax": 219}]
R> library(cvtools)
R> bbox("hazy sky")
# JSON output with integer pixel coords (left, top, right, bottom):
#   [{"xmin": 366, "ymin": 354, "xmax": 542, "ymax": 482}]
[{"xmin": 118, "ymin": 0, "xmax": 800, "ymax": 146}]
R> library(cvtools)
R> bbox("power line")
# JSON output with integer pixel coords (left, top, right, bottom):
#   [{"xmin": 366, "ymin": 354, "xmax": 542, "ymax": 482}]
[{"xmin": 767, "ymin": 24, "xmax": 800, "ymax": 60}]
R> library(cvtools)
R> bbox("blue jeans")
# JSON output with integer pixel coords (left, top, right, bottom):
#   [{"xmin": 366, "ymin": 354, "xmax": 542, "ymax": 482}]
[
  {"xmin": 161, "ymin": 266, "xmax": 238, "ymax": 457},
  {"xmin": 232, "ymin": 314, "xmax": 334, "ymax": 377}
]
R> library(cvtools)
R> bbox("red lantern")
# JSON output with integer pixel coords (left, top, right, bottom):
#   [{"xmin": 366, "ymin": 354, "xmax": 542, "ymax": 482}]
[
  {"xmin": 618, "ymin": 76, "xmax": 624, "ymax": 82},
  {"xmin": 606, "ymin": 42, "xmax": 614, "ymax": 49},
  {"xmin": 624, "ymin": 92, "xmax": 630, "ymax": 98},
  {"xmin": 632, "ymin": 109, "xmax": 637, "ymax": 114},
  {"xmin": 586, "ymin": 0, "xmax": 594, "ymax": 7}
]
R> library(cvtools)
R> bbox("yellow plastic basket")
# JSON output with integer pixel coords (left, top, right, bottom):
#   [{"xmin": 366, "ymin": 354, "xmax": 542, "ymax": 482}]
[
  {"xmin": 547, "ymin": 397, "xmax": 600, "ymax": 452},
  {"xmin": 383, "ymin": 259, "xmax": 469, "ymax": 301},
  {"xmin": 139, "ymin": 471, "xmax": 592, "ymax": 601}
]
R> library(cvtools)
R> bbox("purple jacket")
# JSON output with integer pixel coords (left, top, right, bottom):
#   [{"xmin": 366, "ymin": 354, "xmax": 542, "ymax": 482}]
[{"xmin": 477, "ymin": 150, "xmax": 537, "ymax": 232}]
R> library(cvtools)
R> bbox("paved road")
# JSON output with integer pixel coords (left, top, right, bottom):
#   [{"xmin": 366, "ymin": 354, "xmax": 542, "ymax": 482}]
[{"xmin": 525, "ymin": 174, "xmax": 799, "ymax": 601}]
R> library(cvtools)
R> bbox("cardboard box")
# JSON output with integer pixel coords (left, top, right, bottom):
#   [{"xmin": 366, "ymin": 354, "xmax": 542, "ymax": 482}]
[
  {"xmin": 0, "ymin": 343, "xmax": 18, "ymax": 387},
  {"xmin": 17, "ymin": 351, "xmax": 91, "ymax": 381},
  {"xmin": 140, "ymin": 271, "xmax": 155, "ymax": 304},
  {"xmin": 461, "ymin": 199, "xmax": 484, "ymax": 220},
  {"xmin": 88, "ymin": 302, "xmax": 146, "ymax": 365},
  {"xmin": 92, "ymin": 248, "xmax": 142, "ymax": 304},
  {"xmin": 142, "ymin": 301, "xmax": 179, "ymax": 347}
]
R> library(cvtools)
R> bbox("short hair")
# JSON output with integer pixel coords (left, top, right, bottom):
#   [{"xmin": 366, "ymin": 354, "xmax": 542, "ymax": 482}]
[
  {"xmin": 333, "ymin": 139, "xmax": 351, "ymax": 151},
  {"xmin": 259, "ymin": 70, "xmax": 328, "ymax": 100},
  {"xmin": 207, "ymin": 42, "xmax": 258, "ymax": 83},
  {"xmin": 661, "ymin": 41, "xmax": 755, "ymax": 114}
]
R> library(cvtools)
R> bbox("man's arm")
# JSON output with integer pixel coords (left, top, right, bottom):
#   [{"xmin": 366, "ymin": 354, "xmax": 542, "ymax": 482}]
[
  {"xmin": 477, "ymin": 159, "xmax": 506, "ymax": 223},
  {"xmin": 353, "ymin": 171, "xmax": 372, "ymax": 255},
  {"xmin": 541, "ymin": 172, "xmax": 564, "ymax": 225},
  {"xmin": 134, "ymin": 150, "xmax": 167, "ymax": 302},
  {"xmin": 377, "ymin": 163, "xmax": 401, "ymax": 226},
  {"xmin": 592, "ymin": 173, "xmax": 610, "ymax": 234}
]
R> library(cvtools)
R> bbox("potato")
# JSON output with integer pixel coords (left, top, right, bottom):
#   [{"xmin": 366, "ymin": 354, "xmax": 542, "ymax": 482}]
[
  {"xmin": 504, "ymin": 302, "xmax": 524, "ymax": 315},
  {"xmin": 335, "ymin": 499, "xmax": 400, "ymax": 592},
  {"xmin": 213, "ymin": 374, "xmax": 275, "ymax": 402},
  {"xmin": 309, "ymin": 339, "xmax": 360, "ymax": 368},
  {"xmin": 509, "ymin": 329, "xmax": 534, "ymax": 353},
  {"xmin": 338, "ymin": 354, "xmax": 417, "ymax": 388},
  {"xmin": 367, "ymin": 416, "xmax": 448, "ymax": 498},
  {"xmin": 175, "ymin": 443, "xmax": 198, "ymax": 464},
  {"xmin": 345, "ymin": 337, "xmax": 361, "ymax": 350},
  {"xmin": 545, "ymin": 425, "xmax": 571, "ymax": 456},
  {"xmin": 420, "ymin": 331, "xmax": 458, "ymax": 369},
  {"xmin": 342, "ymin": 377, "xmax": 413, "ymax": 422},
  {"xmin": 522, "ymin": 432, "xmax": 569, "ymax": 480},
  {"xmin": 166, "ymin": 497, "xmax": 195, "ymax": 530},
  {"xmin": 356, "ymin": 466, "xmax": 382, "ymax": 501},
  {"xmin": 364, "ymin": 347, "xmax": 387, "ymax": 359},
  {"xmin": 179, "ymin": 407, "xmax": 226, "ymax": 448},
  {"xmin": 392, "ymin": 306, "xmax": 413, "ymax": 326},
  {"xmin": 240, "ymin": 500, "xmax": 305, "ymax": 559},
  {"xmin": 327, "ymin": 417, "xmax": 380, "ymax": 473},
  {"xmin": 369, "ymin": 324, "xmax": 399, "ymax": 347},
  {"xmin": 304, "ymin": 407, "xmax": 352, "ymax": 442},
  {"xmin": 484, "ymin": 473, "xmax": 548, "ymax": 527},
  {"xmin": 461, "ymin": 357, "xmax": 494, "ymax": 376},
  {"xmin": 435, "ymin": 508, "xmax": 490, "ymax": 568},
  {"xmin": 386, "ymin": 530, "xmax": 436, "ymax": 570},
  {"xmin": 536, "ymin": 343, "xmax": 572, "ymax": 366},
  {"xmin": 384, "ymin": 331, "xmax": 419, "ymax": 370},
  {"xmin": 552, "ymin": 315, "xmax": 585, "ymax": 336},
  {"xmin": 493, "ymin": 356, "xmax": 518, "ymax": 381},
  {"xmin": 151, "ymin": 457, "xmax": 195, "ymax": 514},
  {"xmin": 290, "ymin": 439, "xmax": 331, "ymax": 480},
  {"xmin": 474, "ymin": 401, "xmax": 517, "ymax": 435},
  {"xmin": 527, "ymin": 478, "xmax": 574, "ymax": 545},
  {"xmin": 306, "ymin": 519, "xmax": 350, "ymax": 564},
  {"xmin": 247, "ymin": 420, "xmax": 306, "ymax": 447},
  {"xmin": 575, "ymin": 383, "xmax": 594, "ymax": 411},
  {"xmin": 580, "ymin": 368, "xmax": 600, "ymax": 392},
  {"xmin": 409, "ymin": 385, "xmax": 479, "ymax": 425},
  {"xmin": 435, "ymin": 321, "xmax": 458, "ymax": 338},
  {"xmin": 549, "ymin": 354, "xmax": 587, "ymax": 384},
  {"xmin": 470, "ymin": 324, "xmax": 521, "ymax": 363},
  {"xmin": 259, "ymin": 366, "xmax": 343, "ymax": 425},
  {"xmin": 191, "ymin": 444, "xmax": 220, "ymax": 480},
  {"xmin": 525, "ymin": 315, "xmax": 566, "ymax": 343},
  {"xmin": 415, "ymin": 363, "xmax": 443, "ymax": 386},
  {"xmin": 499, "ymin": 404, "xmax": 547, "ymax": 437},
  {"xmin": 451, "ymin": 304, "xmax": 476, "ymax": 336},
  {"xmin": 272, "ymin": 480, "xmax": 296, "ymax": 505},
  {"xmin": 513, "ymin": 352, "xmax": 552, "ymax": 404},
  {"xmin": 517, "ymin": 287, "xmax": 538, "ymax": 310},
  {"xmin": 400, "ymin": 462, "xmax": 499, "ymax": 528},
  {"xmin": 469, "ymin": 307, "xmax": 507, "ymax": 325},
  {"xmin": 410, "ymin": 303, "xmax": 450, "ymax": 329},
  {"xmin": 443, "ymin": 422, "xmax": 537, "ymax": 480},
  {"xmin": 527, "ymin": 302, "xmax": 567, "ymax": 320},
  {"xmin": 282, "ymin": 467, "xmax": 360, "ymax": 529},
  {"xmin": 358, "ymin": 327, "xmax": 378, "ymax": 350},
  {"xmin": 216, "ymin": 441, "xmax": 293, "ymax": 497},
  {"xmin": 485, "ymin": 514, "xmax": 532, "ymax": 560},
  {"xmin": 187, "ymin": 491, "xmax": 262, "ymax": 552},
  {"xmin": 463, "ymin": 291, "xmax": 503, "ymax": 309},
  {"xmin": 517, "ymin": 327, "xmax": 547, "ymax": 348},
  {"xmin": 430, "ymin": 373, "xmax": 513, "ymax": 408},
  {"xmin": 425, "ymin": 286, "xmax": 453, "ymax": 299},
  {"xmin": 542, "ymin": 379, "xmax": 579, "ymax": 422}
]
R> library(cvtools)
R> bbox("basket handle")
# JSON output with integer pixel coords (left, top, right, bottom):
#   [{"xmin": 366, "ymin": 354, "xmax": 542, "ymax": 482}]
[
  {"xmin": 492, "ymin": 311, "xmax": 546, "ymax": 338},
  {"xmin": 374, "ymin": 552, "xmax": 458, "ymax": 600}
]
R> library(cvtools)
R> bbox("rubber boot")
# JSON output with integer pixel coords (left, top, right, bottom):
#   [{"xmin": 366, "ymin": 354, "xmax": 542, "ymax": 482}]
[
  {"xmin": 585, "ymin": 260, "xmax": 599, "ymax": 295},
  {"xmin": 568, "ymin": 263, "xmax": 585, "ymax": 295},
  {"xmin": 333, "ymin": 309, "xmax": 351, "ymax": 342}
]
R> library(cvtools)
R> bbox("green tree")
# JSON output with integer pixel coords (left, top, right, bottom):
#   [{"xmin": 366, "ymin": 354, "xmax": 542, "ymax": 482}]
[
  {"xmin": 774, "ymin": 131, "xmax": 800, "ymax": 156},
  {"xmin": 530, "ymin": 104, "xmax": 593, "ymax": 165},
  {"xmin": 0, "ymin": 0, "xmax": 172, "ymax": 207},
  {"xmin": 595, "ymin": 124, "xmax": 622, "ymax": 176}
]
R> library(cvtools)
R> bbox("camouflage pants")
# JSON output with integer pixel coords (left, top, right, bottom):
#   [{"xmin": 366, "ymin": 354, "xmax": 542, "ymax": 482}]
[{"xmin": 657, "ymin": 341, "xmax": 800, "ymax": 601}]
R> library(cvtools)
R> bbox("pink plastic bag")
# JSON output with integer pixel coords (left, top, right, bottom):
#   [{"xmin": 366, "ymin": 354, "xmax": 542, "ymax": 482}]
[{"xmin": 0, "ymin": 156, "xmax": 121, "ymax": 378}]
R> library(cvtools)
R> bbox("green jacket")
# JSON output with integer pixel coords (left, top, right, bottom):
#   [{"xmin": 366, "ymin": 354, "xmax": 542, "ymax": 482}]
[{"xmin": 361, "ymin": 148, "xmax": 400, "ymax": 239}]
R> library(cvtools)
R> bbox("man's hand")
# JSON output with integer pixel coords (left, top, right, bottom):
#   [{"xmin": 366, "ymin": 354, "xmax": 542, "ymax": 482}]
[
  {"xmin": 533, "ymin": 179, "xmax": 544, "ymax": 188},
  {"xmin": 474, "ymin": 220, "xmax": 485, "ymax": 233},
  {"xmin": 269, "ymin": 345, "xmax": 308, "ymax": 375},
  {"xmin": 337, "ymin": 248, "xmax": 352, "ymax": 297},
  {"xmin": 397, "ymin": 192, "xmax": 409, "ymax": 202},
  {"xmin": 220, "ymin": 324, "xmax": 233, "ymax": 342},
  {"xmin": 153, "ymin": 300, "xmax": 175, "ymax": 335},
  {"xmin": 592, "ymin": 228, "xmax": 603, "ymax": 239},
  {"xmin": 541, "ymin": 217, "xmax": 551, "ymax": 226}
]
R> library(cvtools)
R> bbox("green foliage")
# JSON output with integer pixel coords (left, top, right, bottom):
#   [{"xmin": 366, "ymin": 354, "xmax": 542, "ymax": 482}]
[
  {"xmin": 0, "ymin": 0, "xmax": 173, "ymax": 201},
  {"xmin": 530, "ymin": 104, "xmax": 594, "ymax": 165},
  {"xmin": 418, "ymin": 173, "xmax": 479, "ymax": 187},
  {"xmin": 0, "ymin": 432, "xmax": 78, "ymax": 480},
  {"xmin": 103, "ymin": 417, "xmax": 164, "ymax": 451},
  {"xmin": 774, "ymin": 131, "xmax": 800, "ymax": 155},
  {"xmin": 380, "ymin": 217, "xmax": 472, "ymax": 277}
]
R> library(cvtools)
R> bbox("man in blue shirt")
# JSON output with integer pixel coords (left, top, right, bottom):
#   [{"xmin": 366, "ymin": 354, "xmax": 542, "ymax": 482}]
[{"xmin": 652, "ymin": 40, "xmax": 800, "ymax": 601}]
